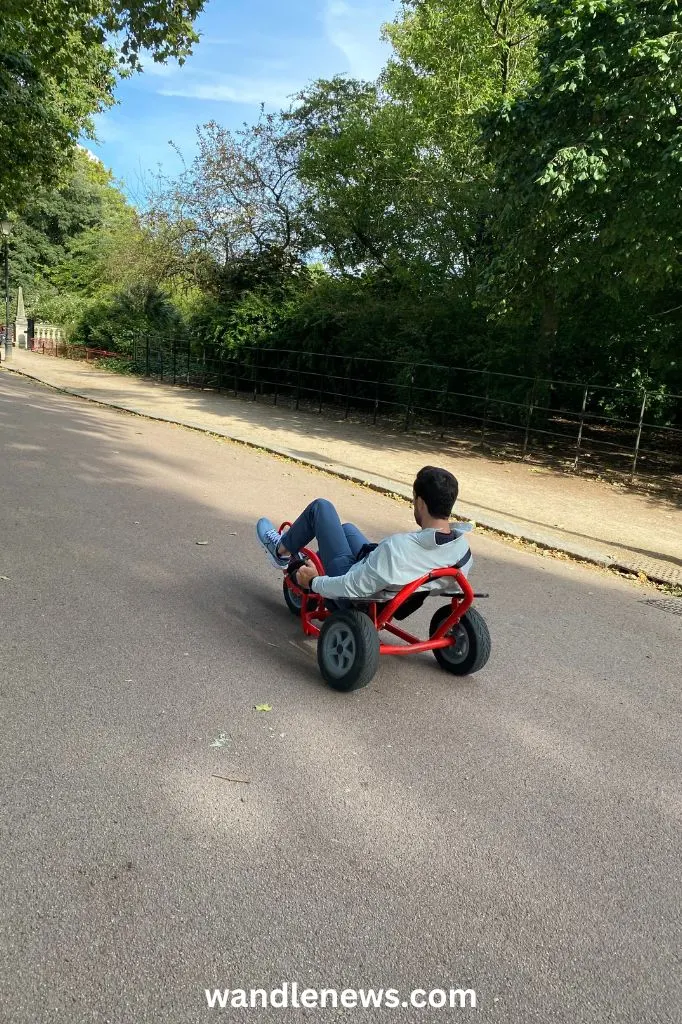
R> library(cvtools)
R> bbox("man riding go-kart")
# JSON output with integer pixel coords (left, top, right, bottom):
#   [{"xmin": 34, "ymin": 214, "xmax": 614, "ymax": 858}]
[{"xmin": 256, "ymin": 466, "xmax": 490, "ymax": 691}]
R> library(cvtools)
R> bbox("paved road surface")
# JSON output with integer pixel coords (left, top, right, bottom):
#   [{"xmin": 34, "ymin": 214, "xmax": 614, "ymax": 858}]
[
  {"xmin": 9, "ymin": 348, "xmax": 682, "ymax": 586},
  {"xmin": 0, "ymin": 373, "xmax": 679, "ymax": 1023}
]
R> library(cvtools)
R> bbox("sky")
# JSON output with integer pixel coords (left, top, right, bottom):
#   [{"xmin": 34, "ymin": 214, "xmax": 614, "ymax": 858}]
[{"xmin": 90, "ymin": 0, "xmax": 397, "ymax": 199}]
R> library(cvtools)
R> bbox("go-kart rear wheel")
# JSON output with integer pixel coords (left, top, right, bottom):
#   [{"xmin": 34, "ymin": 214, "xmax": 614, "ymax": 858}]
[
  {"xmin": 430, "ymin": 605, "xmax": 491, "ymax": 676},
  {"xmin": 318, "ymin": 610, "xmax": 380, "ymax": 692},
  {"xmin": 283, "ymin": 578, "xmax": 303, "ymax": 617}
]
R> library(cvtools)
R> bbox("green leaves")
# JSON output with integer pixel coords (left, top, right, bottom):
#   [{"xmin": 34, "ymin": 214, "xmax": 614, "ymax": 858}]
[
  {"xmin": 15, "ymin": 0, "xmax": 678, "ymax": 408},
  {"xmin": 0, "ymin": 2, "xmax": 204, "ymax": 214},
  {"xmin": 483, "ymin": 0, "xmax": 682, "ymax": 317}
]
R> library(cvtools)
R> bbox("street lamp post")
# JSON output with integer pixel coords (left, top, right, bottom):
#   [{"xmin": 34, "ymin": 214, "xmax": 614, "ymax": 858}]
[{"xmin": 1, "ymin": 219, "xmax": 11, "ymax": 362}]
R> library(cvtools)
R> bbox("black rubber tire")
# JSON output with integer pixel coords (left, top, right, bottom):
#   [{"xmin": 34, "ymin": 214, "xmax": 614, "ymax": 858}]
[
  {"xmin": 283, "ymin": 578, "xmax": 304, "ymax": 617},
  {"xmin": 430, "ymin": 605, "xmax": 491, "ymax": 676},
  {"xmin": 317, "ymin": 610, "xmax": 380, "ymax": 692}
]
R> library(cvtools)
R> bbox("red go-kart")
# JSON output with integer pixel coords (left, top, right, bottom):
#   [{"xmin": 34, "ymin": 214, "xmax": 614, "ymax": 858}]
[{"xmin": 279, "ymin": 521, "xmax": 491, "ymax": 691}]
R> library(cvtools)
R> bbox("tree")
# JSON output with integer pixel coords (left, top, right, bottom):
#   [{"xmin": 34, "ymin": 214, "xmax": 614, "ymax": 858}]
[
  {"xmin": 385, "ymin": 1, "xmax": 539, "ymax": 122},
  {"xmin": 483, "ymin": 0, "xmax": 682, "ymax": 326},
  {"xmin": 43, "ymin": 160, "xmax": 140, "ymax": 301},
  {"xmin": 147, "ymin": 112, "xmax": 306, "ymax": 296},
  {"xmin": 381, "ymin": 0, "xmax": 540, "ymax": 279},
  {"xmin": 289, "ymin": 3, "xmax": 540, "ymax": 288},
  {"xmin": 291, "ymin": 77, "xmax": 432, "ymax": 275},
  {"xmin": 3, "ymin": 146, "xmax": 172, "ymax": 348},
  {"xmin": 0, "ymin": 1, "xmax": 205, "ymax": 213},
  {"xmin": 8, "ymin": 150, "xmax": 126, "ymax": 305}
]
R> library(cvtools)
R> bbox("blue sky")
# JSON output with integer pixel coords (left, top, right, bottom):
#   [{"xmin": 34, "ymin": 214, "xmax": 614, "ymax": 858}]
[{"xmin": 90, "ymin": 0, "xmax": 397, "ymax": 198}]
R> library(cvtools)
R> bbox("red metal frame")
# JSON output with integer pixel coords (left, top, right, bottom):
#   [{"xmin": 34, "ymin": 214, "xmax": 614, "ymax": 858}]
[{"xmin": 279, "ymin": 521, "xmax": 475, "ymax": 657}]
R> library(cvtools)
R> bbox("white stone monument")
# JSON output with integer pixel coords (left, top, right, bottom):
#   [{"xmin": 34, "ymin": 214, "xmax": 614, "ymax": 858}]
[{"xmin": 14, "ymin": 286, "xmax": 28, "ymax": 349}]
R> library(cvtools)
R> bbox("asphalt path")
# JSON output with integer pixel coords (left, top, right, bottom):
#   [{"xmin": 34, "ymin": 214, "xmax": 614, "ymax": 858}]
[{"xmin": 0, "ymin": 372, "xmax": 679, "ymax": 1024}]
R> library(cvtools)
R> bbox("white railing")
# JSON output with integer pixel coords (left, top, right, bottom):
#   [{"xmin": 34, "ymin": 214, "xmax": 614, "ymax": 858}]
[{"xmin": 32, "ymin": 323, "xmax": 64, "ymax": 343}]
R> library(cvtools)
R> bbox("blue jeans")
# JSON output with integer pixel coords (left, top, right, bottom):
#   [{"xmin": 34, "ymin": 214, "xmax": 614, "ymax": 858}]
[{"xmin": 280, "ymin": 499, "xmax": 371, "ymax": 578}]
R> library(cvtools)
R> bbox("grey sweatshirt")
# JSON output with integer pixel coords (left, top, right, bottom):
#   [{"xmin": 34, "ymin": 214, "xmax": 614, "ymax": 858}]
[{"xmin": 310, "ymin": 524, "xmax": 473, "ymax": 601}]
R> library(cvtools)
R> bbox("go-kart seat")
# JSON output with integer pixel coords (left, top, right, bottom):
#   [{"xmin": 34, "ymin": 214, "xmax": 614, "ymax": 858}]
[{"xmin": 286, "ymin": 556, "xmax": 469, "ymax": 621}]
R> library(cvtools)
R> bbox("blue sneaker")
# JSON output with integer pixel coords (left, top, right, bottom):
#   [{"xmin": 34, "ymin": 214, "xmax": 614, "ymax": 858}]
[{"xmin": 256, "ymin": 518, "xmax": 290, "ymax": 569}]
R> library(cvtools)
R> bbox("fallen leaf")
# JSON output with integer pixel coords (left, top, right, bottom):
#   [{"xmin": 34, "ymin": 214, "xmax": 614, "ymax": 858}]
[
  {"xmin": 196, "ymin": 541, "xmax": 209, "ymax": 546},
  {"xmin": 0, "ymin": 575, "xmax": 10, "ymax": 581},
  {"xmin": 254, "ymin": 703, "xmax": 273, "ymax": 713}
]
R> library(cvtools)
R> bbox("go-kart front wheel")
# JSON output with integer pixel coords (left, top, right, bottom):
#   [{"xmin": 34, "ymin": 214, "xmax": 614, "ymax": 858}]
[
  {"xmin": 430, "ymin": 605, "xmax": 491, "ymax": 676},
  {"xmin": 317, "ymin": 610, "xmax": 380, "ymax": 692},
  {"xmin": 283, "ymin": 578, "xmax": 303, "ymax": 617}
]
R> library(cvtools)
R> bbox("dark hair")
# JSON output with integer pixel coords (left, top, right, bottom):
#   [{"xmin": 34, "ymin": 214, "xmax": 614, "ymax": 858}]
[{"xmin": 413, "ymin": 466, "xmax": 459, "ymax": 518}]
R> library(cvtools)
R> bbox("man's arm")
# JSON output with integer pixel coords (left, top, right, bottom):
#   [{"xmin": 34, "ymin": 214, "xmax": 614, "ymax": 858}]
[{"xmin": 308, "ymin": 546, "xmax": 389, "ymax": 600}]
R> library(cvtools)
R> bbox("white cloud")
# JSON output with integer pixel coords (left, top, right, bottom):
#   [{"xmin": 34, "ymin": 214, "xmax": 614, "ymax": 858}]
[
  {"xmin": 197, "ymin": 36, "xmax": 243, "ymax": 46},
  {"xmin": 142, "ymin": 60, "xmax": 180, "ymax": 78},
  {"xmin": 92, "ymin": 112, "xmax": 130, "ymax": 144},
  {"xmin": 324, "ymin": 0, "xmax": 393, "ymax": 80},
  {"xmin": 158, "ymin": 74, "xmax": 299, "ymax": 108},
  {"xmin": 137, "ymin": 48, "xmax": 181, "ymax": 77},
  {"xmin": 77, "ymin": 145, "xmax": 104, "ymax": 164}
]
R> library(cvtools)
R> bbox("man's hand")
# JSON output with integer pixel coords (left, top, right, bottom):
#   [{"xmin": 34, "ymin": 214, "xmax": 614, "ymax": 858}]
[{"xmin": 296, "ymin": 559, "xmax": 320, "ymax": 589}]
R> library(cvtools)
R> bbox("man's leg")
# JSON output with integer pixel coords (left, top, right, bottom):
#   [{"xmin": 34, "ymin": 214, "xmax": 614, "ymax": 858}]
[
  {"xmin": 279, "ymin": 499, "xmax": 357, "ymax": 577},
  {"xmin": 342, "ymin": 522, "xmax": 372, "ymax": 560}
]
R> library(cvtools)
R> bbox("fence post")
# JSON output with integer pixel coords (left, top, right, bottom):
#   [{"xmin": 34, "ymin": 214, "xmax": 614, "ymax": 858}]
[
  {"xmin": 217, "ymin": 350, "xmax": 224, "ymax": 394},
  {"xmin": 318, "ymin": 356, "xmax": 325, "ymax": 414},
  {"xmin": 145, "ymin": 334, "xmax": 150, "ymax": 377},
  {"xmin": 631, "ymin": 392, "xmax": 648, "ymax": 478},
  {"xmin": 295, "ymin": 352, "xmax": 302, "ymax": 410},
  {"xmin": 172, "ymin": 336, "xmax": 177, "ymax": 386},
  {"xmin": 481, "ymin": 371, "xmax": 491, "ymax": 446},
  {"xmin": 373, "ymin": 374, "xmax": 379, "ymax": 425},
  {"xmin": 345, "ymin": 357, "xmax": 354, "ymax": 419},
  {"xmin": 159, "ymin": 343, "xmax": 163, "ymax": 381},
  {"xmin": 573, "ymin": 386, "xmax": 590, "ymax": 471},
  {"xmin": 273, "ymin": 352, "xmax": 279, "ymax": 406},
  {"xmin": 404, "ymin": 368, "xmax": 415, "ymax": 432},
  {"xmin": 252, "ymin": 348, "xmax": 258, "ymax": 401},
  {"xmin": 522, "ymin": 379, "xmax": 538, "ymax": 458},
  {"xmin": 440, "ymin": 370, "xmax": 450, "ymax": 440}
]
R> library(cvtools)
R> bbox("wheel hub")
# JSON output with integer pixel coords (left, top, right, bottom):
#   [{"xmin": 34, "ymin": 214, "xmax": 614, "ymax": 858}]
[
  {"xmin": 323, "ymin": 624, "xmax": 357, "ymax": 678},
  {"xmin": 444, "ymin": 623, "xmax": 469, "ymax": 663}
]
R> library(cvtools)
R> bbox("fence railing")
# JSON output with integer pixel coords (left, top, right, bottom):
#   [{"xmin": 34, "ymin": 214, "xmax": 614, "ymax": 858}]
[
  {"xmin": 30, "ymin": 338, "xmax": 84, "ymax": 359},
  {"xmin": 128, "ymin": 337, "xmax": 681, "ymax": 484},
  {"xmin": 47, "ymin": 336, "xmax": 682, "ymax": 485}
]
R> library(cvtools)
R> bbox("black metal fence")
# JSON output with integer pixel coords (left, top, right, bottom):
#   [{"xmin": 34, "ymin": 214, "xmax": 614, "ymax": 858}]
[{"xmin": 120, "ymin": 337, "xmax": 681, "ymax": 486}]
